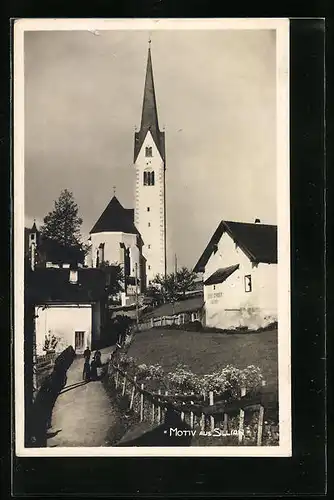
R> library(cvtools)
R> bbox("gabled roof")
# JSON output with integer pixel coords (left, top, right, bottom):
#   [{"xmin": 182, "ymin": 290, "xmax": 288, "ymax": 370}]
[
  {"xmin": 134, "ymin": 47, "xmax": 165, "ymax": 162},
  {"xmin": 204, "ymin": 264, "xmax": 240, "ymax": 286},
  {"xmin": 194, "ymin": 221, "xmax": 277, "ymax": 272},
  {"xmin": 26, "ymin": 267, "xmax": 114, "ymax": 304},
  {"xmin": 90, "ymin": 196, "xmax": 139, "ymax": 236}
]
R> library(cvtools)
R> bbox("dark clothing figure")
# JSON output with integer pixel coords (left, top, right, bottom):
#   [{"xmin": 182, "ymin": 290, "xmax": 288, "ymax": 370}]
[
  {"xmin": 94, "ymin": 350, "xmax": 102, "ymax": 367},
  {"xmin": 83, "ymin": 347, "xmax": 91, "ymax": 361},
  {"xmin": 83, "ymin": 360, "xmax": 90, "ymax": 381},
  {"xmin": 90, "ymin": 359, "xmax": 98, "ymax": 380}
]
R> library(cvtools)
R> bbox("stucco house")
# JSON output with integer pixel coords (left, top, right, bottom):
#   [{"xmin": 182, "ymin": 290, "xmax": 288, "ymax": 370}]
[
  {"xmin": 194, "ymin": 219, "xmax": 277, "ymax": 330},
  {"xmin": 26, "ymin": 267, "xmax": 112, "ymax": 355}
]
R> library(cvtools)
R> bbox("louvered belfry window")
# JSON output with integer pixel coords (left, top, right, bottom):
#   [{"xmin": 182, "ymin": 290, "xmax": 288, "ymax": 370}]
[{"xmin": 143, "ymin": 171, "xmax": 155, "ymax": 186}]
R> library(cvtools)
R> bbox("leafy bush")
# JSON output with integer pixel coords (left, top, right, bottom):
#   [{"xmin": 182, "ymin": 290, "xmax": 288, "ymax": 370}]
[
  {"xmin": 112, "ymin": 354, "xmax": 263, "ymax": 396},
  {"xmin": 166, "ymin": 364, "xmax": 202, "ymax": 392},
  {"xmin": 137, "ymin": 363, "xmax": 164, "ymax": 380}
]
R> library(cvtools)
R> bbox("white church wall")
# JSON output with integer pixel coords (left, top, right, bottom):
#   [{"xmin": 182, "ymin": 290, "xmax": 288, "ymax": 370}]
[
  {"xmin": 90, "ymin": 231, "xmax": 137, "ymax": 267},
  {"xmin": 135, "ymin": 130, "xmax": 166, "ymax": 285},
  {"xmin": 204, "ymin": 232, "xmax": 277, "ymax": 330},
  {"xmin": 129, "ymin": 244, "xmax": 140, "ymax": 277}
]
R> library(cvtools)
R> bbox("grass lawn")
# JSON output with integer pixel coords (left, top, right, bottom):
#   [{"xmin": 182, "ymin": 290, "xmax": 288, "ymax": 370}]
[{"xmin": 127, "ymin": 328, "xmax": 278, "ymax": 391}]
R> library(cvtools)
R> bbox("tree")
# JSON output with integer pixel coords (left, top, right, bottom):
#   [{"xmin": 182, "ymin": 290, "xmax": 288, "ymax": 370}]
[
  {"xmin": 99, "ymin": 260, "xmax": 124, "ymax": 300},
  {"xmin": 40, "ymin": 189, "xmax": 84, "ymax": 250},
  {"xmin": 175, "ymin": 266, "xmax": 197, "ymax": 299},
  {"xmin": 150, "ymin": 267, "xmax": 197, "ymax": 304}
]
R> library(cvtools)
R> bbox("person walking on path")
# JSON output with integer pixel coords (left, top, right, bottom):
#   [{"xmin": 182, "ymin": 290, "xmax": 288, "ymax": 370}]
[
  {"xmin": 82, "ymin": 358, "xmax": 91, "ymax": 381},
  {"xmin": 83, "ymin": 346, "xmax": 91, "ymax": 361}
]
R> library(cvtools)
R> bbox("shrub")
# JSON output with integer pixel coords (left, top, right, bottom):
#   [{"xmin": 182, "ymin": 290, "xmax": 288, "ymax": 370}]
[
  {"xmin": 166, "ymin": 364, "xmax": 202, "ymax": 392},
  {"xmin": 111, "ymin": 354, "xmax": 264, "ymax": 397},
  {"xmin": 137, "ymin": 363, "xmax": 164, "ymax": 380}
]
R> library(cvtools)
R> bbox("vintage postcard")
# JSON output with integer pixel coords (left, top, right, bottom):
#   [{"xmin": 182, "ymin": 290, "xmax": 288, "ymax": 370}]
[{"xmin": 14, "ymin": 18, "xmax": 291, "ymax": 457}]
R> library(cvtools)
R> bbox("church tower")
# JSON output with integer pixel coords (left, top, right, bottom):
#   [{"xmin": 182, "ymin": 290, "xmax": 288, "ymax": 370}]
[{"xmin": 134, "ymin": 43, "xmax": 166, "ymax": 287}]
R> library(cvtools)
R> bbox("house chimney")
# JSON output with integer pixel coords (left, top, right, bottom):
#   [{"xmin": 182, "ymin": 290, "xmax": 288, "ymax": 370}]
[
  {"xmin": 69, "ymin": 268, "xmax": 78, "ymax": 284},
  {"xmin": 255, "ymin": 218, "xmax": 261, "ymax": 224}
]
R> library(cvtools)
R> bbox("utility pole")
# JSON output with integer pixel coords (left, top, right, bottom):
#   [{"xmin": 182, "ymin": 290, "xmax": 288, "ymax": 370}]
[
  {"xmin": 174, "ymin": 253, "xmax": 177, "ymax": 275},
  {"xmin": 135, "ymin": 262, "xmax": 139, "ymax": 330}
]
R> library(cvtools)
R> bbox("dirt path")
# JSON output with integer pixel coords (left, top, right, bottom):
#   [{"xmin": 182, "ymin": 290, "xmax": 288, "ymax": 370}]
[{"xmin": 47, "ymin": 347, "xmax": 119, "ymax": 447}]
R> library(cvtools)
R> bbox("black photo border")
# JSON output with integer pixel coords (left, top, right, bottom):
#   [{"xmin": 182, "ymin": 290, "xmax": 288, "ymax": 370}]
[{"xmin": 3, "ymin": 7, "xmax": 326, "ymax": 498}]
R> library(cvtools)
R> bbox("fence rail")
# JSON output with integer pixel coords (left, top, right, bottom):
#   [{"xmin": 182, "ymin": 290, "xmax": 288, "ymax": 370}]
[
  {"xmin": 138, "ymin": 313, "xmax": 191, "ymax": 331},
  {"xmin": 108, "ymin": 362, "xmax": 274, "ymax": 445}
]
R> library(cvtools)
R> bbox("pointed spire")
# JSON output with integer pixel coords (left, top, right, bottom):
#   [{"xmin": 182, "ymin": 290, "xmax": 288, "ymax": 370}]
[
  {"xmin": 140, "ymin": 44, "xmax": 159, "ymax": 133},
  {"xmin": 31, "ymin": 219, "xmax": 37, "ymax": 232},
  {"xmin": 134, "ymin": 43, "xmax": 165, "ymax": 162}
]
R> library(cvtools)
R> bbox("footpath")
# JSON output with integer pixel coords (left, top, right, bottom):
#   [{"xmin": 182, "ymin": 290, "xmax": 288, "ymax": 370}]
[{"xmin": 47, "ymin": 347, "xmax": 119, "ymax": 447}]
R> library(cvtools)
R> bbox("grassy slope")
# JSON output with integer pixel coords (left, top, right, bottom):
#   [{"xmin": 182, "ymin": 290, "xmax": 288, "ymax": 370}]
[{"xmin": 127, "ymin": 328, "xmax": 278, "ymax": 390}]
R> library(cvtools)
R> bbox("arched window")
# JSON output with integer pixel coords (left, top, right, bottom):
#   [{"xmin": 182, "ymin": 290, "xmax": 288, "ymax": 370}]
[
  {"xmin": 145, "ymin": 146, "xmax": 152, "ymax": 157},
  {"xmin": 143, "ymin": 171, "xmax": 155, "ymax": 186}
]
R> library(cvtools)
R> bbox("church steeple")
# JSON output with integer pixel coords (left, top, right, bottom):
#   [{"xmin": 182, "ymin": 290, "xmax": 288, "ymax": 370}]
[{"xmin": 134, "ymin": 44, "xmax": 165, "ymax": 162}]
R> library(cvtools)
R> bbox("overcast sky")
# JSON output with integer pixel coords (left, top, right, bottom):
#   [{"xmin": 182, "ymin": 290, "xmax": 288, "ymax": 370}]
[{"xmin": 24, "ymin": 28, "xmax": 276, "ymax": 271}]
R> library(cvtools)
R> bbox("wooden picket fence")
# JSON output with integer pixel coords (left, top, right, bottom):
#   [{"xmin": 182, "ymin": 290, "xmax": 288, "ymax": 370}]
[
  {"xmin": 108, "ymin": 361, "xmax": 270, "ymax": 446},
  {"xmin": 138, "ymin": 314, "xmax": 188, "ymax": 331}
]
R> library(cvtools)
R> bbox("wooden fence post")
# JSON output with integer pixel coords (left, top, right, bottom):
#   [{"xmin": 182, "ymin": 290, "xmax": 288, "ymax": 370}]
[
  {"xmin": 151, "ymin": 397, "xmax": 155, "ymax": 423},
  {"xmin": 257, "ymin": 405, "xmax": 265, "ymax": 446},
  {"xmin": 238, "ymin": 386, "xmax": 246, "ymax": 444},
  {"xmin": 181, "ymin": 394, "xmax": 185, "ymax": 421},
  {"xmin": 200, "ymin": 391, "xmax": 206, "ymax": 431},
  {"xmin": 164, "ymin": 390, "xmax": 168, "ymax": 421},
  {"xmin": 209, "ymin": 391, "xmax": 215, "ymax": 432},
  {"xmin": 122, "ymin": 371, "xmax": 127, "ymax": 396},
  {"xmin": 223, "ymin": 412, "xmax": 228, "ymax": 432},
  {"xmin": 129, "ymin": 376, "xmax": 136, "ymax": 410},
  {"xmin": 140, "ymin": 384, "xmax": 144, "ymax": 422},
  {"xmin": 190, "ymin": 392, "xmax": 194, "ymax": 429},
  {"xmin": 157, "ymin": 390, "xmax": 162, "ymax": 423}
]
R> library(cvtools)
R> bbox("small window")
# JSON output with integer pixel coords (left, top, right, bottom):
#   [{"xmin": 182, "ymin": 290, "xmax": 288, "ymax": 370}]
[
  {"xmin": 244, "ymin": 275, "xmax": 252, "ymax": 293},
  {"xmin": 148, "ymin": 244, "xmax": 151, "ymax": 249},
  {"xmin": 147, "ymin": 207, "xmax": 150, "ymax": 212},
  {"xmin": 148, "ymin": 222, "xmax": 151, "ymax": 227},
  {"xmin": 148, "ymin": 265, "xmax": 151, "ymax": 270},
  {"xmin": 69, "ymin": 269, "xmax": 78, "ymax": 284},
  {"xmin": 30, "ymin": 234, "xmax": 35, "ymax": 241},
  {"xmin": 145, "ymin": 146, "xmax": 152, "ymax": 157},
  {"xmin": 213, "ymin": 285, "xmax": 216, "ymax": 290}
]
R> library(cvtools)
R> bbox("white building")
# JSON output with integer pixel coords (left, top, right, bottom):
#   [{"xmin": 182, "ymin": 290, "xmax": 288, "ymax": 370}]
[
  {"xmin": 194, "ymin": 220, "xmax": 277, "ymax": 330},
  {"xmin": 134, "ymin": 44, "xmax": 167, "ymax": 285},
  {"xmin": 88, "ymin": 195, "xmax": 146, "ymax": 299},
  {"xmin": 28, "ymin": 267, "xmax": 110, "ymax": 355}
]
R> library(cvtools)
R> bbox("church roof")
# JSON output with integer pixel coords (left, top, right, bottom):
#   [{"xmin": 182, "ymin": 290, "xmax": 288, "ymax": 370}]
[
  {"xmin": 134, "ymin": 46, "xmax": 165, "ymax": 162},
  {"xmin": 194, "ymin": 221, "xmax": 277, "ymax": 272},
  {"xmin": 90, "ymin": 196, "xmax": 139, "ymax": 235}
]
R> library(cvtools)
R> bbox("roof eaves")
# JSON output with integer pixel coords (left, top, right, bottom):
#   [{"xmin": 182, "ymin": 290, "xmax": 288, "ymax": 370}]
[{"xmin": 222, "ymin": 222, "xmax": 258, "ymax": 263}]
